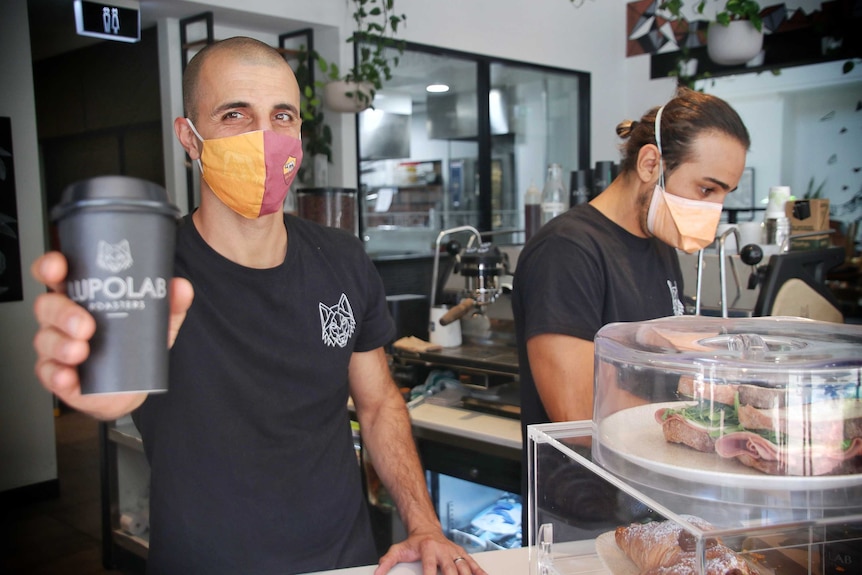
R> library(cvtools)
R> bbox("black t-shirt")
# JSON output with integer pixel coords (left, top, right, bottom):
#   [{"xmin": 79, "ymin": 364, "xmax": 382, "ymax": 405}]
[
  {"xmin": 512, "ymin": 203, "xmax": 684, "ymax": 431},
  {"xmin": 135, "ymin": 214, "xmax": 395, "ymax": 574}
]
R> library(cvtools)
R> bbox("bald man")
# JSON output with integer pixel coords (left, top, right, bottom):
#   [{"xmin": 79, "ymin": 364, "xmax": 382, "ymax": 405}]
[{"xmin": 32, "ymin": 37, "xmax": 486, "ymax": 575}]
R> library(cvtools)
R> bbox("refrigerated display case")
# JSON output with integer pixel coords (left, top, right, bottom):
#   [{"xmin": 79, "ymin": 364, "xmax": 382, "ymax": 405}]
[
  {"xmin": 428, "ymin": 473, "xmax": 522, "ymax": 552},
  {"xmin": 409, "ymin": 365, "xmax": 524, "ymax": 551}
]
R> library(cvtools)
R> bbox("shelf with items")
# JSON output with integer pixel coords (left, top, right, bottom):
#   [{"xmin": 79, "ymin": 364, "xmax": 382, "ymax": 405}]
[
  {"xmin": 363, "ymin": 184, "xmax": 444, "ymax": 229},
  {"xmin": 361, "ymin": 159, "xmax": 447, "ymax": 230}
]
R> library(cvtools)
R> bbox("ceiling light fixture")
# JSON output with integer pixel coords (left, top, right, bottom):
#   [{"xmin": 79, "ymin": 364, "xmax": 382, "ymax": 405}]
[{"xmin": 426, "ymin": 83, "xmax": 450, "ymax": 93}]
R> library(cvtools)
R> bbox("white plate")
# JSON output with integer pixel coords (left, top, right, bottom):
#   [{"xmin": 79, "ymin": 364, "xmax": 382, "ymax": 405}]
[
  {"xmin": 594, "ymin": 531, "xmax": 638, "ymax": 575},
  {"xmin": 597, "ymin": 402, "xmax": 862, "ymax": 491}
]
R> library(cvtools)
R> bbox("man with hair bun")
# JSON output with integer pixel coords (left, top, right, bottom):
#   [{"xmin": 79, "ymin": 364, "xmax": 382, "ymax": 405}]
[
  {"xmin": 515, "ymin": 86, "xmax": 750, "ymax": 430},
  {"xmin": 513, "ymin": 87, "xmax": 749, "ymax": 531}
]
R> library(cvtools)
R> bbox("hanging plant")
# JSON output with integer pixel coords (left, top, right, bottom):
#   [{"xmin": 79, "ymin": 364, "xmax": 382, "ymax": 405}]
[
  {"xmin": 661, "ymin": 0, "xmax": 764, "ymax": 67},
  {"xmin": 315, "ymin": 0, "xmax": 407, "ymax": 112},
  {"xmin": 660, "ymin": 0, "xmax": 762, "ymax": 31},
  {"xmin": 703, "ymin": 0, "xmax": 764, "ymax": 66},
  {"xmin": 294, "ymin": 45, "xmax": 332, "ymax": 185}
]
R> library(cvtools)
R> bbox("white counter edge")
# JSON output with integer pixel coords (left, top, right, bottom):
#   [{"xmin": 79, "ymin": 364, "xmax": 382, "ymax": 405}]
[{"xmin": 305, "ymin": 541, "xmax": 608, "ymax": 574}]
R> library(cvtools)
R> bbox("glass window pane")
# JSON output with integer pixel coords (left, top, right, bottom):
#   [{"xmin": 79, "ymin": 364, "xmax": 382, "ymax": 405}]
[
  {"xmin": 358, "ymin": 45, "xmax": 479, "ymax": 255},
  {"xmin": 356, "ymin": 43, "xmax": 588, "ymax": 251},
  {"xmin": 490, "ymin": 63, "xmax": 583, "ymax": 243}
]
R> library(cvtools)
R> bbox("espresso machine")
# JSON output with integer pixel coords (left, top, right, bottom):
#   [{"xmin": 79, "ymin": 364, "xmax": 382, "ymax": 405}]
[{"xmin": 428, "ymin": 226, "xmax": 506, "ymax": 331}]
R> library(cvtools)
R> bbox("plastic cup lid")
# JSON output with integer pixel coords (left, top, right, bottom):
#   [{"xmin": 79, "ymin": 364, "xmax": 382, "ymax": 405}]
[{"xmin": 52, "ymin": 175, "xmax": 180, "ymax": 222}]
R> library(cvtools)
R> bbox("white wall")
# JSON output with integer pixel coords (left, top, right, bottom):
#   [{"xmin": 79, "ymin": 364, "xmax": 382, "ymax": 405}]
[
  {"xmin": 0, "ymin": 0, "xmax": 58, "ymax": 493},
  {"xmin": 701, "ymin": 61, "xmax": 862, "ymax": 225},
  {"xmin": 785, "ymin": 80, "xmax": 862, "ymax": 221}
]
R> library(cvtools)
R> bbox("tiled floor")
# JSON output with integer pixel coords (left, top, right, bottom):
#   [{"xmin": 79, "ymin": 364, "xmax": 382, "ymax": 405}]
[{"xmin": 1, "ymin": 408, "xmax": 137, "ymax": 575}]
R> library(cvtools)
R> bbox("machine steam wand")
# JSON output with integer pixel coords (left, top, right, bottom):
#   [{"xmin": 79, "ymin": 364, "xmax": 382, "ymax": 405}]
[
  {"xmin": 695, "ymin": 226, "xmax": 743, "ymax": 318},
  {"xmin": 718, "ymin": 226, "xmax": 742, "ymax": 318}
]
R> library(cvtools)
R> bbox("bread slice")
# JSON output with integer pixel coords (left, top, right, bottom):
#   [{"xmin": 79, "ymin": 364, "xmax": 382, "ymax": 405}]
[
  {"xmin": 656, "ymin": 376, "xmax": 743, "ymax": 453},
  {"xmin": 736, "ymin": 384, "xmax": 785, "ymax": 409},
  {"xmin": 737, "ymin": 399, "xmax": 862, "ymax": 444},
  {"xmin": 677, "ymin": 375, "xmax": 738, "ymax": 407}
]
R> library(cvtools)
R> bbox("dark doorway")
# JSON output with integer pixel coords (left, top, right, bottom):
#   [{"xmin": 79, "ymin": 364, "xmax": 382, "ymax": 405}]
[{"xmin": 28, "ymin": 7, "xmax": 164, "ymax": 249}]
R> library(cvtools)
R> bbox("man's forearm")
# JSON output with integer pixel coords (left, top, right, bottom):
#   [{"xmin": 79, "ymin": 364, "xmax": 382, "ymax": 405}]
[{"xmin": 358, "ymin": 398, "xmax": 441, "ymax": 535}]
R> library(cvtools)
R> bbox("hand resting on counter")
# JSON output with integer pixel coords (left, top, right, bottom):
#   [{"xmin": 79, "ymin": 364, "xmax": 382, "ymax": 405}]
[{"xmin": 375, "ymin": 527, "xmax": 488, "ymax": 575}]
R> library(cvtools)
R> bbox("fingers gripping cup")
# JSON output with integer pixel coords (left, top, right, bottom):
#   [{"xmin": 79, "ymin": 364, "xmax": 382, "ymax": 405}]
[{"xmin": 51, "ymin": 176, "xmax": 181, "ymax": 395}]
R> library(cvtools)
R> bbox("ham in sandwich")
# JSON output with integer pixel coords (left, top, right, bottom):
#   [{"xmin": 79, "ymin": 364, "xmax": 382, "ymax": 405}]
[{"xmin": 655, "ymin": 375, "xmax": 862, "ymax": 476}]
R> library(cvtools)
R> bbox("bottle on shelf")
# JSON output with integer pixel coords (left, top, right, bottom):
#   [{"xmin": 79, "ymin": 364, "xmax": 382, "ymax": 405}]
[
  {"xmin": 570, "ymin": 168, "xmax": 592, "ymax": 206},
  {"xmin": 541, "ymin": 163, "xmax": 567, "ymax": 226},
  {"xmin": 763, "ymin": 185, "xmax": 791, "ymax": 251},
  {"xmin": 593, "ymin": 160, "xmax": 615, "ymax": 195},
  {"xmin": 524, "ymin": 182, "xmax": 541, "ymax": 242}
]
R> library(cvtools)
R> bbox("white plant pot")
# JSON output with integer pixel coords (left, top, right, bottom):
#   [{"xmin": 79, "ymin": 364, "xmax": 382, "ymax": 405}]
[
  {"xmin": 707, "ymin": 20, "xmax": 764, "ymax": 66},
  {"xmin": 678, "ymin": 57, "xmax": 698, "ymax": 78},
  {"xmin": 312, "ymin": 153, "xmax": 328, "ymax": 187},
  {"xmin": 323, "ymin": 80, "xmax": 374, "ymax": 113}
]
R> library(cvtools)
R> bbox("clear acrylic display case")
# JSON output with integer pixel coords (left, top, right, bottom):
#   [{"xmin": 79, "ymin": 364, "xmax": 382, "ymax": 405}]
[{"xmin": 528, "ymin": 316, "xmax": 862, "ymax": 575}]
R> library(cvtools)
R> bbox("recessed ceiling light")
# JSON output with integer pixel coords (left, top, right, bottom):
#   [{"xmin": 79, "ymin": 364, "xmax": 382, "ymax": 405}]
[{"xmin": 426, "ymin": 83, "xmax": 450, "ymax": 93}]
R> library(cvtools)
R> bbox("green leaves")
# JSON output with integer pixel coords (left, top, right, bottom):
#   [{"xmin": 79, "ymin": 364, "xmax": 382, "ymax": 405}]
[
  {"xmin": 295, "ymin": 45, "xmax": 333, "ymax": 166},
  {"xmin": 663, "ymin": 400, "xmax": 744, "ymax": 438},
  {"xmin": 659, "ymin": 0, "xmax": 685, "ymax": 18},
  {"xmin": 342, "ymin": 0, "xmax": 407, "ymax": 108},
  {"xmin": 294, "ymin": 0, "xmax": 407, "ymax": 166},
  {"xmin": 805, "ymin": 177, "xmax": 826, "ymax": 199},
  {"xmin": 717, "ymin": 0, "xmax": 762, "ymax": 30},
  {"xmin": 662, "ymin": 0, "xmax": 763, "ymax": 32}
]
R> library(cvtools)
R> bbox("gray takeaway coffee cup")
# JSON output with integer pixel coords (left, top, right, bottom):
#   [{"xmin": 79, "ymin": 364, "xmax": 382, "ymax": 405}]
[{"xmin": 51, "ymin": 176, "xmax": 181, "ymax": 395}]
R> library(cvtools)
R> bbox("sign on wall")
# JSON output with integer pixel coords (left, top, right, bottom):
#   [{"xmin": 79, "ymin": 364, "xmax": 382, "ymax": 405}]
[{"xmin": 74, "ymin": 0, "xmax": 141, "ymax": 43}]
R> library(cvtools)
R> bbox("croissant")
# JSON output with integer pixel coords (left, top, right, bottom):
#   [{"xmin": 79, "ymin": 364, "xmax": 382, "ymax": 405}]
[{"xmin": 615, "ymin": 516, "xmax": 754, "ymax": 575}]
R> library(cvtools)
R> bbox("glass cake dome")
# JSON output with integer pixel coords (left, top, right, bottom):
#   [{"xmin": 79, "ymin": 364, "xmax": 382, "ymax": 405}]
[{"xmin": 591, "ymin": 316, "xmax": 862, "ymax": 518}]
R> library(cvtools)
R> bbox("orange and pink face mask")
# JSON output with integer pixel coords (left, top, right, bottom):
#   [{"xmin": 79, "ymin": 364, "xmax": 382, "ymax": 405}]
[{"xmin": 186, "ymin": 119, "xmax": 303, "ymax": 219}]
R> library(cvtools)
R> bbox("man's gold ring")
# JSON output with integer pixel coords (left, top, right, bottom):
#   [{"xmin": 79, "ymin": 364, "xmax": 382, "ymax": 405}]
[{"xmin": 454, "ymin": 557, "xmax": 465, "ymax": 564}]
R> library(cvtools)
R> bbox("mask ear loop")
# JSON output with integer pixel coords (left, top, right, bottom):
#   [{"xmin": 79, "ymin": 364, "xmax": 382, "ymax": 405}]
[
  {"xmin": 185, "ymin": 118, "xmax": 205, "ymax": 175},
  {"xmin": 654, "ymin": 105, "xmax": 665, "ymax": 190}
]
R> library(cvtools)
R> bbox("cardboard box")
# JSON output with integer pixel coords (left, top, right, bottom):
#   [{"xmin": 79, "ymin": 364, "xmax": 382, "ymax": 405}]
[{"xmin": 785, "ymin": 198, "xmax": 830, "ymax": 250}]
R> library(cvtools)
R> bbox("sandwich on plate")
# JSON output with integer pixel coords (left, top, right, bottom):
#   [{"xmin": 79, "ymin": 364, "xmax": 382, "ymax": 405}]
[{"xmin": 655, "ymin": 375, "xmax": 862, "ymax": 476}]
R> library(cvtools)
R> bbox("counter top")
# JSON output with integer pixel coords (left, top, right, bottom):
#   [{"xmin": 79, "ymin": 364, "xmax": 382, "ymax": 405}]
[
  {"xmin": 392, "ymin": 342, "xmax": 519, "ymax": 377},
  {"xmin": 408, "ymin": 402, "xmax": 521, "ymax": 453},
  {"xmin": 306, "ymin": 541, "xmax": 608, "ymax": 575}
]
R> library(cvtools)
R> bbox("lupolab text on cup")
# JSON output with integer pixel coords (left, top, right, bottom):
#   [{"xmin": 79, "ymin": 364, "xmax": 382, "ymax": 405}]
[{"xmin": 67, "ymin": 276, "xmax": 168, "ymax": 302}]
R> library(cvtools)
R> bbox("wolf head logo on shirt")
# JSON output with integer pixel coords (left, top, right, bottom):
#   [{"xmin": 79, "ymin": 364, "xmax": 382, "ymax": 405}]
[
  {"xmin": 319, "ymin": 293, "xmax": 356, "ymax": 348},
  {"xmin": 667, "ymin": 280, "xmax": 685, "ymax": 316}
]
